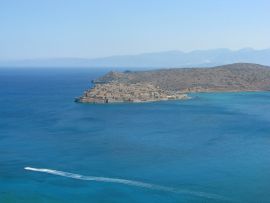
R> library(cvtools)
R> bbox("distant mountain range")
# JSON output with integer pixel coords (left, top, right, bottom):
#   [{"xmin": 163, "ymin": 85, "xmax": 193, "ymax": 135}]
[{"xmin": 1, "ymin": 48, "xmax": 270, "ymax": 68}]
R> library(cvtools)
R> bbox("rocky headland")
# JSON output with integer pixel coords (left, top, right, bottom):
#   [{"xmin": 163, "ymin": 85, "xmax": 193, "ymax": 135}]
[{"xmin": 76, "ymin": 63, "xmax": 270, "ymax": 103}]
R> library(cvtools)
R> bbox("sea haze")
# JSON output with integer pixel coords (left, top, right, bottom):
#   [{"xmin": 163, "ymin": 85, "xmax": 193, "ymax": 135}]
[
  {"xmin": 1, "ymin": 48, "xmax": 270, "ymax": 68},
  {"xmin": 1, "ymin": 68, "xmax": 270, "ymax": 202}
]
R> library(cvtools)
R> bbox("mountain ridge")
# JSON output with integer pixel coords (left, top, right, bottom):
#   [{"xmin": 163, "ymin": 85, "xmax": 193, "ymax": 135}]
[{"xmin": 1, "ymin": 48, "xmax": 270, "ymax": 68}]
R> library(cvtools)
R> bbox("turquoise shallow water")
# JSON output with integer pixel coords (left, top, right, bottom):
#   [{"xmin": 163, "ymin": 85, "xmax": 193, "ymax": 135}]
[{"xmin": 1, "ymin": 68, "xmax": 270, "ymax": 203}]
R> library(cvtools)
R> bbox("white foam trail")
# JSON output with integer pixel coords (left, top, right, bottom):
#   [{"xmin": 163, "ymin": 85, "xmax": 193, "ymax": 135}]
[{"xmin": 24, "ymin": 167, "xmax": 228, "ymax": 201}]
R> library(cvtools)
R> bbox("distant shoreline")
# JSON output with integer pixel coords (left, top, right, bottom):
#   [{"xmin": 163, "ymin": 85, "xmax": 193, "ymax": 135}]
[{"xmin": 76, "ymin": 63, "xmax": 270, "ymax": 104}]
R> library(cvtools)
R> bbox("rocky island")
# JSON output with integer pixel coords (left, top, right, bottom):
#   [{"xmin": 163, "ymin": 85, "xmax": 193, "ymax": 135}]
[
  {"xmin": 76, "ymin": 63, "xmax": 270, "ymax": 103},
  {"xmin": 77, "ymin": 82, "xmax": 189, "ymax": 103}
]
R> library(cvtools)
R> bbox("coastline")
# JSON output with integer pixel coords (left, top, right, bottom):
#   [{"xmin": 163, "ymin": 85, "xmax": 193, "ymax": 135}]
[{"xmin": 76, "ymin": 63, "xmax": 270, "ymax": 104}]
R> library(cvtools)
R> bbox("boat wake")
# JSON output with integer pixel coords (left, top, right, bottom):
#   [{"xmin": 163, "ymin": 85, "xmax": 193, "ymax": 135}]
[{"xmin": 24, "ymin": 166, "xmax": 228, "ymax": 201}]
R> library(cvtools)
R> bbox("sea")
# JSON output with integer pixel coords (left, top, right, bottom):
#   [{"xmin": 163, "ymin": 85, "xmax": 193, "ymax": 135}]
[{"xmin": 0, "ymin": 68, "xmax": 270, "ymax": 203}]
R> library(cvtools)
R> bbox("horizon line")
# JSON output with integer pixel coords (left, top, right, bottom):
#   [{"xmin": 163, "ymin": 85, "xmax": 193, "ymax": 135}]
[{"xmin": 1, "ymin": 47, "xmax": 269, "ymax": 61}]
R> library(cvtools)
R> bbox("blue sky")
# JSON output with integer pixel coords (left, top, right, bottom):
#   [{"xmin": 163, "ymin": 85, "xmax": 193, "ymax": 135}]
[{"xmin": 0, "ymin": 0, "xmax": 270, "ymax": 59}]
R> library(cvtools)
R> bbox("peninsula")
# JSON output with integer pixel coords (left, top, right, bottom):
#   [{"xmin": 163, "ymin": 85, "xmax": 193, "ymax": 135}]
[{"xmin": 76, "ymin": 63, "xmax": 270, "ymax": 103}]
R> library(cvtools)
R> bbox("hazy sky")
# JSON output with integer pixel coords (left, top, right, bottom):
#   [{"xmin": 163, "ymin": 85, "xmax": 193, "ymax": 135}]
[{"xmin": 1, "ymin": 0, "xmax": 270, "ymax": 59}]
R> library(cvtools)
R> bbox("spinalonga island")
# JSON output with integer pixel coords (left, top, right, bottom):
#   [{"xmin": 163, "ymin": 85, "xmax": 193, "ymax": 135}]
[{"xmin": 75, "ymin": 63, "xmax": 270, "ymax": 103}]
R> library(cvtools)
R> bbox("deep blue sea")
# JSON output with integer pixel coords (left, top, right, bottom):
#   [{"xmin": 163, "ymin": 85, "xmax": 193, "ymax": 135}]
[{"xmin": 1, "ymin": 68, "xmax": 270, "ymax": 203}]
